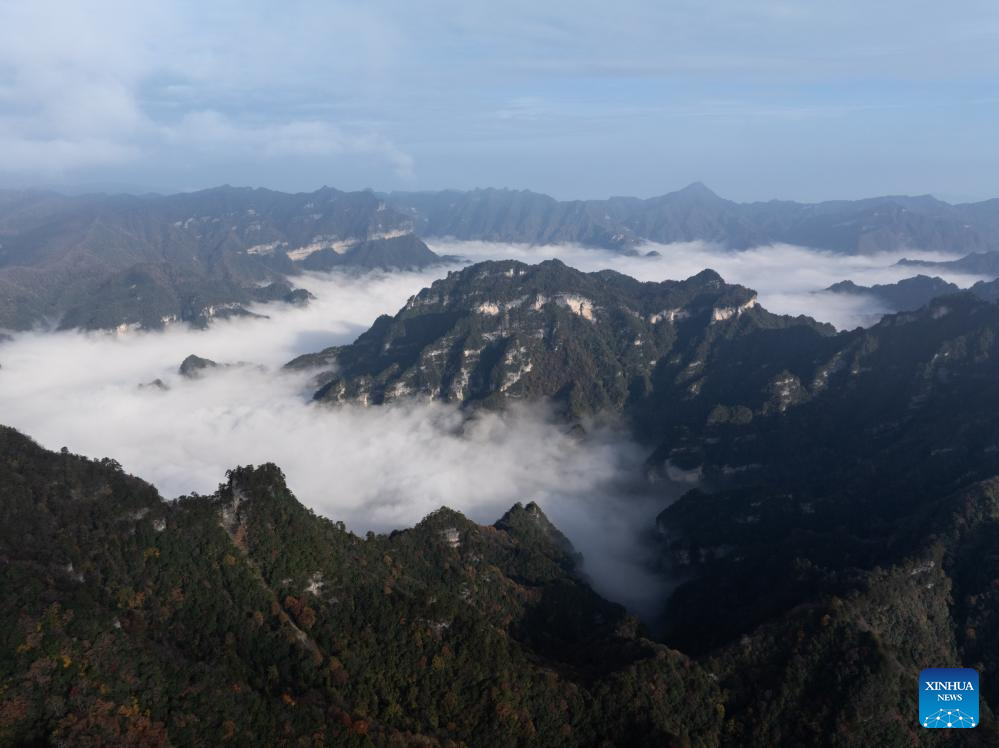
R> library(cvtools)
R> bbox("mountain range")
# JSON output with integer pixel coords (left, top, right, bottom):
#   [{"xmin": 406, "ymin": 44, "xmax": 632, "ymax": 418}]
[
  {"xmin": 280, "ymin": 258, "xmax": 999, "ymax": 741},
  {"xmin": 287, "ymin": 259, "xmax": 828, "ymax": 421},
  {"xmin": 8, "ymin": 182, "xmax": 999, "ymax": 332},
  {"xmin": 0, "ymin": 425, "xmax": 730, "ymax": 746},
  {"xmin": 384, "ymin": 183, "xmax": 999, "ymax": 254},
  {"xmin": 822, "ymin": 273, "xmax": 999, "ymax": 316},
  {"xmin": 9, "ymin": 256, "xmax": 999, "ymax": 743},
  {"xmin": 0, "ymin": 186, "xmax": 441, "ymax": 332},
  {"xmin": 289, "ymin": 259, "xmax": 999, "ymax": 488}
]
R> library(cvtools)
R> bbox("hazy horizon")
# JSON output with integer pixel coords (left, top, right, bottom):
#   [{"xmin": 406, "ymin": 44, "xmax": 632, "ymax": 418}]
[
  {"xmin": 6, "ymin": 178, "xmax": 997, "ymax": 207},
  {"xmin": 3, "ymin": 2, "xmax": 999, "ymax": 203}
]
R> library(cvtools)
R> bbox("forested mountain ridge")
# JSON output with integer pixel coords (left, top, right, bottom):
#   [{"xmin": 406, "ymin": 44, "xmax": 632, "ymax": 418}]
[
  {"xmin": 9, "ymin": 265, "xmax": 999, "ymax": 744},
  {"xmin": 823, "ymin": 275, "xmax": 961, "ymax": 314},
  {"xmin": 293, "ymin": 260, "xmax": 999, "ymax": 493},
  {"xmin": 655, "ymin": 292, "xmax": 999, "ymax": 669},
  {"xmin": 294, "ymin": 258, "xmax": 999, "ymax": 528},
  {"xmin": 280, "ymin": 260, "xmax": 999, "ymax": 744},
  {"xmin": 288, "ymin": 259, "xmax": 832, "ymax": 419},
  {"xmin": 0, "ymin": 426, "xmax": 728, "ymax": 747},
  {"xmin": 5, "ymin": 417, "xmax": 999, "ymax": 744}
]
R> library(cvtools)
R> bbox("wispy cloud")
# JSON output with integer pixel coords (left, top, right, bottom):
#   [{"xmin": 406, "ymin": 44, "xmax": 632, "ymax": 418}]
[
  {"xmin": 165, "ymin": 112, "xmax": 415, "ymax": 178},
  {"xmin": 0, "ymin": 266, "xmax": 672, "ymax": 618},
  {"xmin": 2, "ymin": 2, "xmax": 999, "ymax": 204},
  {"xmin": 0, "ymin": 1, "xmax": 414, "ymax": 179}
]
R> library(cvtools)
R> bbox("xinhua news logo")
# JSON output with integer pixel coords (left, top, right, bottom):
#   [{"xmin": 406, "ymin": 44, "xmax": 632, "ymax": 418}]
[{"xmin": 920, "ymin": 668, "xmax": 979, "ymax": 728}]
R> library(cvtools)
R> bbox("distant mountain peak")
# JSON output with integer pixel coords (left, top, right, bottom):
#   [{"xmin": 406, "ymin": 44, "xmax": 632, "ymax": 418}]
[
  {"xmin": 822, "ymin": 274, "xmax": 961, "ymax": 314},
  {"xmin": 675, "ymin": 181, "xmax": 718, "ymax": 198}
]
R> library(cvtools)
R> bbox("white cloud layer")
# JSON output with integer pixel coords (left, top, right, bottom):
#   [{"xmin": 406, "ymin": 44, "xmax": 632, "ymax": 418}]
[
  {"xmin": 0, "ymin": 241, "xmax": 990, "ymax": 617},
  {"xmin": 165, "ymin": 112, "xmax": 415, "ymax": 178},
  {"xmin": 434, "ymin": 240, "xmax": 989, "ymax": 330},
  {"xmin": 0, "ymin": 265, "xmax": 678, "ymax": 619}
]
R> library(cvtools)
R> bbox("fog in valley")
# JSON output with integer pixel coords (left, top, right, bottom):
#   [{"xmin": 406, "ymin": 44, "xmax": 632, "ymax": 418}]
[
  {"xmin": 0, "ymin": 240, "xmax": 986, "ymax": 619},
  {"xmin": 441, "ymin": 239, "xmax": 988, "ymax": 329}
]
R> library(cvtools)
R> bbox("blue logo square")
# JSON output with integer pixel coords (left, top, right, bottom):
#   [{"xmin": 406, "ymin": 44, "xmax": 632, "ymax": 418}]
[{"xmin": 920, "ymin": 668, "xmax": 979, "ymax": 728}]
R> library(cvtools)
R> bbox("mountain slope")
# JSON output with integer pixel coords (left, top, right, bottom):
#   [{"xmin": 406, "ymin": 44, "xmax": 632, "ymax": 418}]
[
  {"xmin": 0, "ymin": 186, "xmax": 438, "ymax": 332},
  {"xmin": 7, "ymin": 182, "xmax": 999, "ymax": 330},
  {"xmin": 898, "ymin": 250, "xmax": 999, "ymax": 277},
  {"xmin": 823, "ymin": 275, "xmax": 960, "ymax": 314},
  {"xmin": 288, "ymin": 261, "xmax": 999, "ymax": 741},
  {"xmin": 5, "ymin": 412, "xmax": 999, "ymax": 745},
  {"xmin": 7, "ymin": 423, "xmax": 998, "ymax": 745},
  {"xmin": 295, "ymin": 261, "xmax": 999, "ymax": 494},
  {"xmin": 387, "ymin": 184, "xmax": 999, "ymax": 254},
  {"xmin": 299, "ymin": 232, "xmax": 442, "ymax": 271},
  {"xmin": 654, "ymin": 293, "xmax": 999, "ymax": 679},
  {"xmin": 289, "ymin": 259, "xmax": 831, "ymax": 420},
  {"xmin": 0, "ymin": 425, "xmax": 729, "ymax": 747},
  {"xmin": 383, "ymin": 187, "xmax": 640, "ymax": 249}
]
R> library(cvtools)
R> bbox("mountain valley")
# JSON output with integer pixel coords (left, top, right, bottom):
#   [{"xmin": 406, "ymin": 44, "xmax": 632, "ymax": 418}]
[{"xmin": 6, "ymin": 194, "xmax": 999, "ymax": 746}]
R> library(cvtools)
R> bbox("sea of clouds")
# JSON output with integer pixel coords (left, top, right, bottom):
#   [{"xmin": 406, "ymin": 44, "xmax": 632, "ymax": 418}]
[
  {"xmin": 0, "ymin": 240, "xmax": 991, "ymax": 620},
  {"xmin": 441, "ymin": 239, "xmax": 990, "ymax": 330}
]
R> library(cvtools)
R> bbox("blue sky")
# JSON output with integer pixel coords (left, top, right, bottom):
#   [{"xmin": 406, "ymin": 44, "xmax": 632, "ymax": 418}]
[{"xmin": 2, "ymin": 0, "xmax": 999, "ymax": 201}]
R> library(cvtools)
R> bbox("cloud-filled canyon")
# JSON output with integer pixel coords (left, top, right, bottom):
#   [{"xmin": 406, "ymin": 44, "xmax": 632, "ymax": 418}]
[
  {"xmin": 9, "ymin": 4, "xmax": 999, "ymax": 743},
  {"xmin": 0, "ymin": 240, "xmax": 988, "ymax": 616}
]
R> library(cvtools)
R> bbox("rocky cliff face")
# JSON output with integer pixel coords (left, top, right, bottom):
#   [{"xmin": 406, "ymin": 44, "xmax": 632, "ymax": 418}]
[
  {"xmin": 289, "ymin": 259, "xmax": 828, "ymax": 420},
  {"xmin": 282, "ymin": 260, "xmax": 999, "ymax": 744}
]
